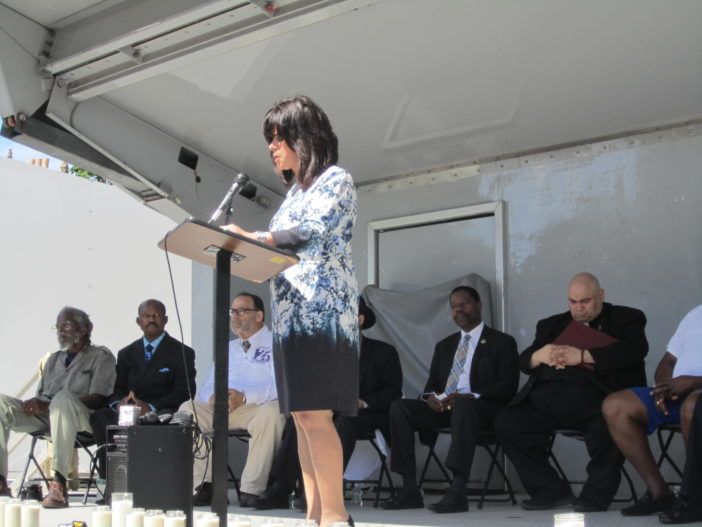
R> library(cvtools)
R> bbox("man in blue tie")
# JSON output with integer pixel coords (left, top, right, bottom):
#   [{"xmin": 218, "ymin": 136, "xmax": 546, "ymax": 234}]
[
  {"xmin": 90, "ymin": 299, "xmax": 197, "ymax": 481},
  {"xmin": 381, "ymin": 286, "xmax": 519, "ymax": 513}
]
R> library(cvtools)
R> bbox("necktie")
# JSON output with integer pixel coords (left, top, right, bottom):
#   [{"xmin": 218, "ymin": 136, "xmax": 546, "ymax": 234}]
[
  {"xmin": 444, "ymin": 334, "xmax": 470, "ymax": 395},
  {"xmin": 242, "ymin": 340, "xmax": 251, "ymax": 352},
  {"xmin": 144, "ymin": 343, "xmax": 154, "ymax": 362}
]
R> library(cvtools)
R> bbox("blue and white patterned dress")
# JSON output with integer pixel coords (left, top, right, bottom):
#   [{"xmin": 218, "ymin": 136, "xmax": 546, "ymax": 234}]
[{"xmin": 269, "ymin": 165, "xmax": 360, "ymax": 414}]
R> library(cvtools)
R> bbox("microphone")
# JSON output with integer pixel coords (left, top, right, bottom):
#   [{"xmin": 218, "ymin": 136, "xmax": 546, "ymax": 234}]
[{"xmin": 208, "ymin": 173, "xmax": 250, "ymax": 224}]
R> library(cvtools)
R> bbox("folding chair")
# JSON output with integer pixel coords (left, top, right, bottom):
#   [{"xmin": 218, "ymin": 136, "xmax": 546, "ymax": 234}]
[
  {"xmin": 418, "ymin": 428, "xmax": 517, "ymax": 509},
  {"xmin": 227, "ymin": 428, "xmax": 250, "ymax": 500},
  {"xmin": 16, "ymin": 430, "xmax": 100, "ymax": 505},
  {"xmin": 656, "ymin": 423, "xmax": 683, "ymax": 486},
  {"xmin": 343, "ymin": 430, "xmax": 395, "ymax": 508},
  {"xmin": 548, "ymin": 429, "xmax": 637, "ymax": 503}
]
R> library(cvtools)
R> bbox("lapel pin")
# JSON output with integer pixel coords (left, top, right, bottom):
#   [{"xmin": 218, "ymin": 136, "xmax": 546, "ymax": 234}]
[{"xmin": 480, "ymin": 339, "xmax": 486, "ymax": 344}]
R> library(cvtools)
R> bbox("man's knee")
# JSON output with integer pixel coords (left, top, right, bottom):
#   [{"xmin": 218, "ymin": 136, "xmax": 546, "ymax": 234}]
[
  {"xmin": 601, "ymin": 389, "xmax": 643, "ymax": 426},
  {"xmin": 49, "ymin": 390, "xmax": 82, "ymax": 413},
  {"xmin": 681, "ymin": 390, "xmax": 701, "ymax": 429}
]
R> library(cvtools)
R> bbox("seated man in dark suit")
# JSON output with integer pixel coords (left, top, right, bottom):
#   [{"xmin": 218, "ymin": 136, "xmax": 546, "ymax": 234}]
[
  {"xmin": 380, "ymin": 286, "xmax": 519, "ymax": 513},
  {"xmin": 90, "ymin": 299, "xmax": 196, "ymax": 479},
  {"xmin": 495, "ymin": 272, "xmax": 648, "ymax": 512},
  {"xmin": 255, "ymin": 296, "xmax": 403, "ymax": 509}
]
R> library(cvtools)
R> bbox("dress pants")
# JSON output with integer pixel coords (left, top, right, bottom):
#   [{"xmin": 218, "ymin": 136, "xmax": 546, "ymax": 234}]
[
  {"xmin": 681, "ymin": 396, "xmax": 702, "ymax": 502},
  {"xmin": 495, "ymin": 381, "xmax": 623, "ymax": 508},
  {"xmin": 387, "ymin": 396, "xmax": 498, "ymax": 480},
  {"xmin": 0, "ymin": 392, "xmax": 92, "ymax": 478},
  {"xmin": 180, "ymin": 399, "xmax": 284, "ymax": 496}
]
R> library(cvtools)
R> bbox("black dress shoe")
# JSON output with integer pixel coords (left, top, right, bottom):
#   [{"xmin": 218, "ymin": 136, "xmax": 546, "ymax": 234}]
[
  {"xmin": 347, "ymin": 515, "xmax": 354, "ymax": 527},
  {"xmin": 659, "ymin": 497, "xmax": 702, "ymax": 524},
  {"xmin": 573, "ymin": 498, "xmax": 608, "ymax": 512},
  {"xmin": 254, "ymin": 482, "xmax": 290, "ymax": 510},
  {"xmin": 238, "ymin": 492, "xmax": 260, "ymax": 508},
  {"xmin": 379, "ymin": 488, "xmax": 424, "ymax": 510},
  {"xmin": 193, "ymin": 482, "xmax": 212, "ymax": 506},
  {"xmin": 427, "ymin": 488, "xmax": 468, "ymax": 513},
  {"xmin": 521, "ymin": 495, "xmax": 573, "ymax": 511},
  {"xmin": 621, "ymin": 491, "xmax": 675, "ymax": 516}
]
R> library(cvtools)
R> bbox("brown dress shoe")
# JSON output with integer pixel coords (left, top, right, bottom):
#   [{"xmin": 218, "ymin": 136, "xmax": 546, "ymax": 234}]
[{"xmin": 42, "ymin": 481, "xmax": 69, "ymax": 508}]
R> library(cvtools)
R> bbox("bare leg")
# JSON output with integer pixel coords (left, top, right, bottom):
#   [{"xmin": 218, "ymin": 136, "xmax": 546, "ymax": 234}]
[
  {"xmin": 680, "ymin": 390, "xmax": 702, "ymax": 445},
  {"xmin": 602, "ymin": 390, "xmax": 670, "ymax": 498},
  {"xmin": 293, "ymin": 412, "xmax": 322, "ymax": 523},
  {"xmin": 295, "ymin": 410, "xmax": 348, "ymax": 527}
]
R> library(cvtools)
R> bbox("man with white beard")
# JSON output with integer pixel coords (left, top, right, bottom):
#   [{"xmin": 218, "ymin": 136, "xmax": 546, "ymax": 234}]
[{"xmin": 0, "ymin": 306, "xmax": 116, "ymax": 508}]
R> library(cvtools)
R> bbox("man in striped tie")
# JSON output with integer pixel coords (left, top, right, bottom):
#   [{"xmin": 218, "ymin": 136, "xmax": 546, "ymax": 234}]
[{"xmin": 381, "ymin": 286, "xmax": 519, "ymax": 513}]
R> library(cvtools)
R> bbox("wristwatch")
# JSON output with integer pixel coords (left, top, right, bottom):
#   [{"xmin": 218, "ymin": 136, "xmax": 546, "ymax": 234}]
[{"xmin": 254, "ymin": 231, "xmax": 267, "ymax": 244}]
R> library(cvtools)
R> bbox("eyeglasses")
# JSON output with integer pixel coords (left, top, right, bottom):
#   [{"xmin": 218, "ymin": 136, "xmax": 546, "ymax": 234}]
[
  {"xmin": 52, "ymin": 322, "xmax": 75, "ymax": 331},
  {"xmin": 229, "ymin": 308, "xmax": 259, "ymax": 316}
]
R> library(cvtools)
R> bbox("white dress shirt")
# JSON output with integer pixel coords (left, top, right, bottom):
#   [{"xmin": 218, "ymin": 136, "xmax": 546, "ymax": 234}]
[
  {"xmin": 454, "ymin": 321, "xmax": 485, "ymax": 397},
  {"xmin": 198, "ymin": 325, "xmax": 277, "ymax": 405}
]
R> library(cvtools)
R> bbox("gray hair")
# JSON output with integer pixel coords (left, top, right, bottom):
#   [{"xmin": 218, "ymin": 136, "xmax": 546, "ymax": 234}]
[{"xmin": 58, "ymin": 306, "xmax": 93, "ymax": 337}]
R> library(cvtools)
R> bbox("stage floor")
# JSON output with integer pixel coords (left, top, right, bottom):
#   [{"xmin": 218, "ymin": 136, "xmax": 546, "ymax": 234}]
[{"xmin": 36, "ymin": 493, "xmax": 672, "ymax": 527}]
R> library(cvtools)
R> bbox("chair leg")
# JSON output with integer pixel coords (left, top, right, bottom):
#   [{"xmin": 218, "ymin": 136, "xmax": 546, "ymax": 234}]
[
  {"xmin": 368, "ymin": 437, "xmax": 394, "ymax": 507},
  {"xmin": 547, "ymin": 433, "xmax": 569, "ymax": 481},
  {"xmin": 656, "ymin": 428, "xmax": 683, "ymax": 481},
  {"xmin": 477, "ymin": 444, "xmax": 499, "ymax": 510},
  {"xmin": 17, "ymin": 436, "xmax": 49, "ymax": 497},
  {"xmin": 227, "ymin": 464, "xmax": 241, "ymax": 500}
]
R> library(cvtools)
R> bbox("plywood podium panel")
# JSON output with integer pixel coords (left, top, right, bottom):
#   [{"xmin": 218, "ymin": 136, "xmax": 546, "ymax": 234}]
[{"xmin": 158, "ymin": 218, "xmax": 298, "ymax": 283}]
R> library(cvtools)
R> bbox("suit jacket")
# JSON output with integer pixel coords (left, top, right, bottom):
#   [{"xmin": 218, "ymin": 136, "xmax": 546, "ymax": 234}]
[
  {"xmin": 512, "ymin": 302, "xmax": 648, "ymax": 406},
  {"xmin": 112, "ymin": 332, "xmax": 197, "ymax": 412},
  {"xmin": 358, "ymin": 336, "xmax": 403, "ymax": 413},
  {"xmin": 423, "ymin": 325, "xmax": 519, "ymax": 405}
]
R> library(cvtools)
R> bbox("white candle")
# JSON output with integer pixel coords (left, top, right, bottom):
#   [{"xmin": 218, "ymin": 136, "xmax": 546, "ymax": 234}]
[
  {"xmin": 20, "ymin": 500, "xmax": 40, "ymax": 527},
  {"xmin": 92, "ymin": 506, "xmax": 112, "ymax": 527},
  {"xmin": 144, "ymin": 510, "xmax": 165, "ymax": 527},
  {"xmin": 195, "ymin": 514, "xmax": 219, "ymax": 527},
  {"xmin": 4, "ymin": 499, "xmax": 21, "ymax": 527},
  {"xmin": 112, "ymin": 492, "xmax": 134, "ymax": 527},
  {"xmin": 554, "ymin": 512, "xmax": 585, "ymax": 527},
  {"xmin": 227, "ymin": 517, "xmax": 251, "ymax": 527},
  {"xmin": 164, "ymin": 510, "xmax": 186, "ymax": 527},
  {"xmin": 126, "ymin": 508, "xmax": 145, "ymax": 527},
  {"xmin": 0, "ymin": 496, "xmax": 11, "ymax": 527}
]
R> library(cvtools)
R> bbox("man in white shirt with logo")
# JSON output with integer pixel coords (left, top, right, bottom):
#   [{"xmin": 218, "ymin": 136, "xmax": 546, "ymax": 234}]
[
  {"xmin": 181, "ymin": 292, "xmax": 284, "ymax": 507},
  {"xmin": 603, "ymin": 304, "xmax": 702, "ymax": 517}
]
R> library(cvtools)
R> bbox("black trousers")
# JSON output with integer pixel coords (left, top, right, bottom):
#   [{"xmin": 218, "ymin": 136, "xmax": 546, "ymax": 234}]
[
  {"xmin": 681, "ymin": 396, "xmax": 702, "ymax": 502},
  {"xmin": 494, "ymin": 382, "xmax": 623, "ymax": 507},
  {"xmin": 89, "ymin": 407, "xmax": 119, "ymax": 479},
  {"xmin": 387, "ymin": 396, "xmax": 498, "ymax": 481},
  {"xmin": 270, "ymin": 410, "xmax": 389, "ymax": 490}
]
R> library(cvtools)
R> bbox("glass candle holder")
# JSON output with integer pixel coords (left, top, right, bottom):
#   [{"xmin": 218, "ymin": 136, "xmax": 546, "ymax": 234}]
[
  {"xmin": 554, "ymin": 512, "xmax": 585, "ymax": 527},
  {"xmin": 111, "ymin": 491, "xmax": 134, "ymax": 527},
  {"xmin": 20, "ymin": 500, "xmax": 41, "ymax": 527},
  {"xmin": 92, "ymin": 505, "xmax": 113, "ymax": 527},
  {"xmin": 164, "ymin": 510, "xmax": 187, "ymax": 527},
  {"xmin": 126, "ymin": 507, "xmax": 146, "ymax": 527},
  {"xmin": 144, "ymin": 509, "xmax": 165, "ymax": 527}
]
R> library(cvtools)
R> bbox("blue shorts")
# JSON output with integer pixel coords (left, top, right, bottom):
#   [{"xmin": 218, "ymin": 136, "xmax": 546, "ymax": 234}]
[{"xmin": 631, "ymin": 386, "xmax": 684, "ymax": 435}]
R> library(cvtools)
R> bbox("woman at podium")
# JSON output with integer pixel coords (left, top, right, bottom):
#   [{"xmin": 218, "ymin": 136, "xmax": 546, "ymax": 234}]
[{"xmin": 224, "ymin": 95, "xmax": 359, "ymax": 527}]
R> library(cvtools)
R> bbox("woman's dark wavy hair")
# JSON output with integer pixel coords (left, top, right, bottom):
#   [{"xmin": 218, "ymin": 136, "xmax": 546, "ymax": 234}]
[{"xmin": 263, "ymin": 95, "xmax": 338, "ymax": 190}]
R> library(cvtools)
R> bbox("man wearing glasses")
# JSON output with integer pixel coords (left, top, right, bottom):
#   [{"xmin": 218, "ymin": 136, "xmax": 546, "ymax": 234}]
[
  {"xmin": 180, "ymin": 292, "xmax": 284, "ymax": 507},
  {"xmin": 0, "ymin": 306, "xmax": 116, "ymax": 508}
]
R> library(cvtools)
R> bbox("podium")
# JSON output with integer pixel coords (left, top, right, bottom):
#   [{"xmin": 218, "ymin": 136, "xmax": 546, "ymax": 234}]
[{"xmin": 159, "ymin": 219, "xmax": 298, "ymax": 523}]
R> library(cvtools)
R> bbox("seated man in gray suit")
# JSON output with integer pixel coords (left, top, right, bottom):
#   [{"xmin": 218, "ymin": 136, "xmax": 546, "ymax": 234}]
[{"xmin": 381, "ymin": 286, "xmax": 519, "ymax": 513}]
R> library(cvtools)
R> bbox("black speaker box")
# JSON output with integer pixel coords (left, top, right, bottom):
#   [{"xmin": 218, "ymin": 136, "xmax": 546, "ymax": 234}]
[{"xmin": 106, "ymin": 424, "xmax": 193, "ymax": 526}]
